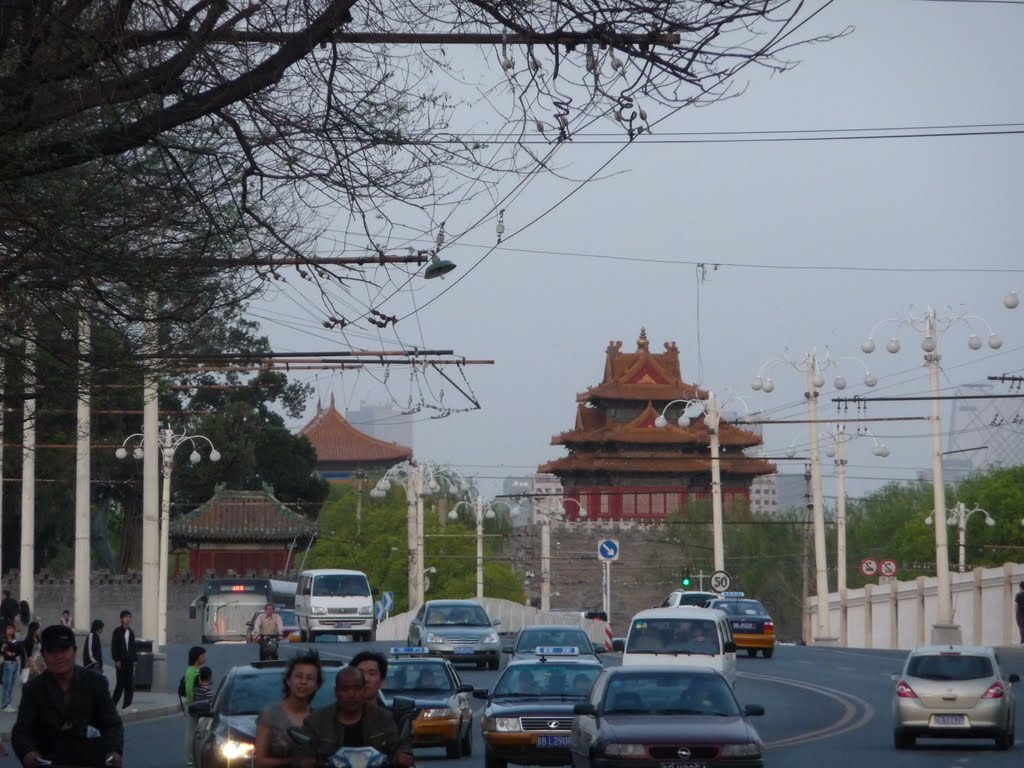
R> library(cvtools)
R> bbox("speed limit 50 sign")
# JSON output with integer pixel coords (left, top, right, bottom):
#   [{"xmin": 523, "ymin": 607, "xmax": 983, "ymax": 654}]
[{"xmin": 710, "ymin": 570, "xmax": 733, "ymax": 593}]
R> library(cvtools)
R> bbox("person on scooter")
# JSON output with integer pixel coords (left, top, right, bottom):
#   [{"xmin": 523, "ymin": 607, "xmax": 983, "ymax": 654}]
[
  {"xmin": 252, "ymin": 604, "xmax": 284, "ymax": 660},
  {"xmin": 298, "ymin": 667, "xmax": 413, "ymax": 768},
  {"xmin": 11, "ymin": 624, "xmax": 124, "ymax": 768}
]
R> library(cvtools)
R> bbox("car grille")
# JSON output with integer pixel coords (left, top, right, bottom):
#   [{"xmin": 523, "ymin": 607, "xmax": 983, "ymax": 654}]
[
  {"xmin": 327, "ymin": 607, "xmax": 358, "ymax": 616},
  {"xmin": 520, "ymin": 717, "xmax": 573, "ymax": 731},
  {"xmin": 648, "ymin": 746, "xmax": 719, "ymax": 759},
  {"xmin": 436, "ymin": 634, "xmax": 481, "ymax": 644}
]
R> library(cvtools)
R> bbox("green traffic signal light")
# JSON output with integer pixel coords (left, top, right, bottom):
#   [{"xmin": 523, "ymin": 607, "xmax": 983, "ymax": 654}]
[{"xmin": 681, "ymin": 576, "xmax": 691, "ymax": 587}]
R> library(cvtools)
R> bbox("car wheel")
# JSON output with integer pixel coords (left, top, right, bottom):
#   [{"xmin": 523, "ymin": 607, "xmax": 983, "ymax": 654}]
[
  {"xmin": 746, "ymin": 649, "xmax": 757, "ymax": 658},
  {"xmin": 461, "ymin": 723, "xmax": 473, "ymax": 756},
  {"xmin": 484, "ymin": 748, "xmax": 507, "ymax": 768},
  {"xmin": 995, "ymin": 728, "xmax": 1013, "ymax": 751},
  {"xmin": 762, "ymin": 647, "xmax": 774, "ymax": 659},
  {"xmin": 893, "ymin": 729, "xmax": 915, "ymax": 749}
]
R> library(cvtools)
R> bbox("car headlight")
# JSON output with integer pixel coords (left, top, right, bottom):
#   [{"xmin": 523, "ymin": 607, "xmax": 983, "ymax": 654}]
[
  {"xmin": 421, "ymin": 707, "xmax": 455, "ymax": 719},
  {"xmin": 425, "ymin": 632, "xmax": 445, "ymax": 643},
  {"xmin": 719, "ymin": 743, "xmax": 762, "ymax": 758},
  {"xmin": 357, "ymin": 606, "xmax": 373, "ymax": 616},
  {"xmin": 483, "ymin": 717, "xmax": 523, "ymax": 732},
  {"xmin": 481, "ymin": 632, "xmax": 499, "ymax": 645},
  {"xmin": 312, "ymin": 606, "xmax": 328, "ymax": 615},
  {"xmin": 216, "ymin": 736, "xmax": 255, "ymax": 760},
  {"xmin": 603, "ymin": 743, "xmax": 646, "ymax": 757}
]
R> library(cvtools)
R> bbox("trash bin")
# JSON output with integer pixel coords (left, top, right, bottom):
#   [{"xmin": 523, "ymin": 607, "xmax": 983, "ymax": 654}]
[{"xmin": 135, "ymin": 639, "xmax": 154, "ymax": 691}]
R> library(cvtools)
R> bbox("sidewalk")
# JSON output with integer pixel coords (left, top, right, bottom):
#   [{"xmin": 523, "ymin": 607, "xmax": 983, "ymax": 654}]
[{"xmin": 0, "ymin": 666, "xmax": 182, "ymax": 739}]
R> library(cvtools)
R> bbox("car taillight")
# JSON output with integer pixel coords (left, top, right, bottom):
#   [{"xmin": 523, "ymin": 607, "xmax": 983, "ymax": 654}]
[
  {"xmin": 764, "ymin": 622, "xmax": 774, "ymax": 633},
  {"xmin": 895, "ymin": 680, "xmax": 918, "ymax": 698},
  {"xmin": 982, "ymin": 682, "xmax": 1005, "ymax": 699}
]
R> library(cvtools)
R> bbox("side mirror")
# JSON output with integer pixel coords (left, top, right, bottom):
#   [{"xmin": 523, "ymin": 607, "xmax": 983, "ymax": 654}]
[
  {"xmin": 593, "ymin": 646, "xmax": 606, "ymax": 654},
  {"xmin": 611, "ymin": 639, "xmax": 625, "ymax": 653},
  {"xmin": 492, "ymin": 619, "xmax": 502, "ymax": 627},
  {"xmin": 472, "ymin": 689, "xmax": 490, "ymax": 700},
  {"xmin": 1009, "ymin": 673, "xmax": 1020, "ymax": 684},
  {"xmin": 723, "ymin": 641, "xmax": 737, "ymax": 654},
  {"xmin": 573, "ymin": 702, "xmax": 597, "ymax": 716},
  {"xmin": 189, "ymin": 605, "xmax": 197, "ymax": 620},
  {"xmin": 456, "ymin": 684, "xmax": 474, "ymax": 694},
  {"xmin": 502, "ymin": 647, "xmax": 513, "ymax": 654},
  {"xmin": 188, "ymin": 700, "xmax": 212, "ymax": 718},
  {"xmin": 743, "ymin": 704, "xmax": 765, "ymax": 717}
]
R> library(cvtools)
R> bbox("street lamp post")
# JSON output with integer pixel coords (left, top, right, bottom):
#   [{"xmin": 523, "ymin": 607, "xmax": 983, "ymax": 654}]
[
  {"xmin": 371, "ymin": 461, "xmax": 466, "ymax": 610},
  {"xmin": 117, "ymin": 425, "xmax": 221, "ymax": 648},
  {"xmin": 449, "ymin": 495, "xmax": 519, "ymax": 599},
  {"xmin": 753, "ymin": 351, "xmax": 877, "ymax": 645},
  {"xmin": 862, "ymin": 306, "xmax": 1002, "ymax": 643},
  {"xmin": 538, "ymin": 496, "xmax": 587, "ymax": 611},
  {"xmin": 927, "ymin": 502, "xmax": 995, "ymax": 574},
  {"xmin": 655, "ymin": 394, "xmax": 725, "ymax": 572}
]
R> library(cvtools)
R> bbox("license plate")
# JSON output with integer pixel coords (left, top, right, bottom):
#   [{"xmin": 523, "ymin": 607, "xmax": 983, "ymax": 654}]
[
  {"xmin": 536, "ymin": 735, "xmax": 571, "ymax": 748},
  {"xmin": 452, "ymin": 647, "xmax": 474, "ymax": 655},
  {"xmin": 733, "ymin": 622, "xmax": 757, "ymax": 631},
  {"xmin": 932, "ymin": 714, "xmax": 967, "ymax": 727},
  {"xmin": 660, "ymin": 762, "xmax": 707, "ymax": 768}
]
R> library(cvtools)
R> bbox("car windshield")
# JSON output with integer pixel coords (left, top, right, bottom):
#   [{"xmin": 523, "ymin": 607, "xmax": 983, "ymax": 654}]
[
  {"xmin": 277, "ymin": 609, "xmax": 297, "ymax": 625},
  {"xmin": 311, "ymin": 574, "xmax": 370, "ymax": 597},
  {"xmin": 221, "ymin": 668, "xmax": 339, "ymax": 715},
  {"xmin": 603, "ymin": 673, "xmax": 740, "ymax": 717},
  {"xmin": 492, "ymin": 663, "xmax": 600, "ymax": 698},
  {"xmin": 906, "ymin": 654, "xmax": 994, "ymax": 681},
  {"xmin": 626, "ymin": 618, "xmax": 721, "ymax": 655},
  {"xmin": 712, "ymin": 601, "xmax": 768, "ymax": 617},
  {"xmin": 671, "ymin": 593, "xmax": 713, "ymax": 607},
  {"xmin": 424, "ymin": 604, "xmax": 490, "ymax": 626},
  {"xmin": 515, "ymin": 629, "xmax": 591, "ymax": 653},
  {"xmin": 383, "ymin": 662, "xmax": 454, "ymax": 693}
]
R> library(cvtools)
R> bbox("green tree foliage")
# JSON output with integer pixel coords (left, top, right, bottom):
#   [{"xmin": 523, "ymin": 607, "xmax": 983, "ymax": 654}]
[{"xmin": 308, "ymin": 484, "xmax": 524, "ymax": 611}]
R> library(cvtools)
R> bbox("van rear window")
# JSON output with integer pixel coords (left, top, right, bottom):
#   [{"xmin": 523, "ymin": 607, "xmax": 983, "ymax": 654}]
[{"xmin": 627, "ymin": 618, "xmax": 721, "ymax": 655}]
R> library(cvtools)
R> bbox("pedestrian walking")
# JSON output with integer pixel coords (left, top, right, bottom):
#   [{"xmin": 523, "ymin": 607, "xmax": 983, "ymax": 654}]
[
  {"xmin": 110, "ymin": 609, "xmax": 137, "ymax": 712},
  {"xmin": 17, "ymin": 601, "xmax": 30, "ymax": 634},
  {"xmin": 1015, "ymin": 581, "xmax": 1024, "ymax": 645},
  {"xmin": 0, "ymin": 622, "xmax": 25, "ymax": 711},
  {"xmin": 183, "ymin": 646, "xmax": 207, "ymax": 765},
  {"xmin": 84, "ymin": 619, "xmax": 105, "ymax": 671},
  {"xmin": 0, "ymin": 591, "xmax": 18, "ymax": 629}
]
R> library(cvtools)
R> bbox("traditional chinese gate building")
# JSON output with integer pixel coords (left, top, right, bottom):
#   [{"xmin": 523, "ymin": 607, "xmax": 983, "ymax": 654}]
[{"xmin": 538, "ymin": 329, "xmax": 775, "ymax": 521}]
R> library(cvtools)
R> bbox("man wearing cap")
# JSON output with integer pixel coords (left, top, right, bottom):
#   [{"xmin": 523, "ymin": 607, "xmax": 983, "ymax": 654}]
[{"xmin": 11, "ymin": 625, "xmax": 124, "ymax": 768}]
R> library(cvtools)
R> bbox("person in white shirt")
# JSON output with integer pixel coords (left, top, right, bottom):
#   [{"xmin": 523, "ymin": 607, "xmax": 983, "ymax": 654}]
[{"xmin": 251, "ymin": 604, "xmax": 284, "ymax": 640}]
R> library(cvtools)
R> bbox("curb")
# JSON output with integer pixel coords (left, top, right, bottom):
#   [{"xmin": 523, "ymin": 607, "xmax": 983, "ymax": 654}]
[{"xmin": 1, "ymin": 701, "xmax": 183, "ymax": 742}]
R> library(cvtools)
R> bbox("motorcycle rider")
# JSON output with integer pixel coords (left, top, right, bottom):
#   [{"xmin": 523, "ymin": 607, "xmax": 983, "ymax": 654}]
[
  {"xmin": 298, "ymin": 667, "xmax": 413, "ymax": 768},
  {"xmin": 11, "ymin": 624, "xmax": 124, "ymax": 768},
  {"xmin": 252, "ymin": 604, "xmax": 284, "ymax": 659}
]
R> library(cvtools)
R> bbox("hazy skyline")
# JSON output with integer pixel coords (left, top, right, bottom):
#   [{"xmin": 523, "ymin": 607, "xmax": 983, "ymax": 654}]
[{"xmin": 249, "ymin": 0, "xmax": 1024, "ymax": 504}]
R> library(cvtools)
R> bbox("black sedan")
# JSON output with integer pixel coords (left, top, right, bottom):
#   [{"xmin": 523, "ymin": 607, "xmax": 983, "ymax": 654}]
[
  {"xmin": 188, "ymin": 660, "xmax": 347, "ymax": 768},
  {"xmin": 570, "ymin": 666, "xmax": 766, "ymax": 768},
  {"xmin": 505, "ymin": 625, "xmax": 606, "ymax": 662},
  {"xmin": 476, "ymin": 652, "xmax": 604, "ymax": 768}
]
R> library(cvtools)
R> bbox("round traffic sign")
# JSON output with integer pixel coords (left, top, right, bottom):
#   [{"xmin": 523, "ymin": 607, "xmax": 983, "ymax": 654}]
[
  {"xmin": 598, "ymin": 539, "xmax": 620, "ymax": 561},
  {"xmin": 880, "ymin": 559, "xmax": 898, "ymax": 577},
  {"xmin": 860, "ymin": 558, "xmax": 879, "ymax": 577},
  {"xmin": 710, "ymin": 570, "xmax": 732, "ymax": 593}
]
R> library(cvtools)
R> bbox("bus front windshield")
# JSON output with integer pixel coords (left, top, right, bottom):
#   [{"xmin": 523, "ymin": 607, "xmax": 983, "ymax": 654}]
[{"xmin": 312, "ymin": 574, "xmax": 370, "ymax": 597}]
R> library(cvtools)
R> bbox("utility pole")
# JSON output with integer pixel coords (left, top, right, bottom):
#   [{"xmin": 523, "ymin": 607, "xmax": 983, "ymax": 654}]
[
  {"xmin": 20, "ymin": 328, "xmax": 36, "ymax": 610},
  {"xmin": 74, "ymin": 311, "xmax": 91, "ymax": 632},
  {"xmin": 141, "ymin": 293, "xmax": 160, "ymax": 642}
]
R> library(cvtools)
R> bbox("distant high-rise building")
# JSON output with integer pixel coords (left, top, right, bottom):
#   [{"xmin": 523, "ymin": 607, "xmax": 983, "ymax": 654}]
[
  {"xmin": 945, "ymin": 383, "xmax": 1024, "ymax": 481},
  {"xmin": 749, "ymin": 473, "xmax": 808, "ymax": 516},
  {"xmin": 501, "ymin": 473, "xmax": 564, "ymax": 526},
  {"xmin": 347, "ymin": 401, "xmax": 415, "ymax": 453}
]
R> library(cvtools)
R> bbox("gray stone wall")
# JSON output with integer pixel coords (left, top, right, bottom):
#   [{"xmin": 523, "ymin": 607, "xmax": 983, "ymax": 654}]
[{"xmin": 1, "ymin": 572, "xmax": 204, "ymax": 645}]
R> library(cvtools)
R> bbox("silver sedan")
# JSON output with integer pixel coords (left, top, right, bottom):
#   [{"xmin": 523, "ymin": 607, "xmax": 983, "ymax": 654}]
[{"xmin": 892, "ymin": 644, "xmax": 1019, "ymax": 750}]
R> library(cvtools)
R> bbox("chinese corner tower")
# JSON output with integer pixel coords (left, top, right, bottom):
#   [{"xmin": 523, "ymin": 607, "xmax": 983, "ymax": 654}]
[{"xmin": 538, "ymin": 329, "xmax": 776, "ymax": 521}]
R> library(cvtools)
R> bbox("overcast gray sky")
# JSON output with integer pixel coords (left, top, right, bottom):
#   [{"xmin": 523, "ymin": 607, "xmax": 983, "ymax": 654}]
[{"xmin": 250, "ymin": 0, "xmax": 1024, "ymax": 504}]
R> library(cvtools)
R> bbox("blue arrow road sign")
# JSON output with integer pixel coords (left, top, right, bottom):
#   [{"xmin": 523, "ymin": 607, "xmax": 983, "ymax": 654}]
[
  {"xmin": 598, "ymin": 539, "xmax": 620, "ymax": 561},
  {"xmin": 375, "ymin": 600, "xmax": 386, "ymax": 621},
  {"xmin": 382, "ymin": 591, "xmax": 394, "ymax": 612}
]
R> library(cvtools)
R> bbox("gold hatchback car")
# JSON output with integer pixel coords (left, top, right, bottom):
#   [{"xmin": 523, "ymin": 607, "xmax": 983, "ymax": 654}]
[{"xmin": 892, "ymin": 644, "xmax": 1019, "ymax": 750}]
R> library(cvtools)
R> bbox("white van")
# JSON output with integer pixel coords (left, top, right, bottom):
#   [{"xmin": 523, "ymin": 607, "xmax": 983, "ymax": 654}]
[
  {"xmin": 621, "ymin": 606, "xmax": 737, "ymax": 686},
  {"xmin": 295, "ymin": 569, "xmax": 376, "ymax": 642}
]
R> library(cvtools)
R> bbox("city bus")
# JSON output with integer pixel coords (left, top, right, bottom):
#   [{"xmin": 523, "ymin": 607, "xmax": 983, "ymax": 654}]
[{"xmin": 189, "ymin": 577, "xmax": 298, "ymax": 643}]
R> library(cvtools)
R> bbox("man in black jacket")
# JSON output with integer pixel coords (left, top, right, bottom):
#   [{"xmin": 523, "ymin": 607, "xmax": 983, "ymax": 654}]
[
  {"xmin": 110, "ymin": 610, "xmax": 137, "ymax": 711},
  {"xmin": 84, "ymin": 619, "xmax": 104, "ymax": 671},
  {"xmin": 0, "ymin": 591, "xmax": 18, "ymax": 629},
  {"xmin": 11, "ymin": 624, "xmax": 124, "ymax": 768}
]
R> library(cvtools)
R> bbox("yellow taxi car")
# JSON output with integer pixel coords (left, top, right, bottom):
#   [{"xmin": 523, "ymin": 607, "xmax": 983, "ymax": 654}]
[
  {"xmin": 706, "ymin": 595, "xmax": 776, "ymax": 658},
  {"xmin": 475, "ymin": 647, "xmax": 604, "ymax": 768},
  {"xmin": 382, "ymin": 648, "xmax": 475, "ymax": 759}
]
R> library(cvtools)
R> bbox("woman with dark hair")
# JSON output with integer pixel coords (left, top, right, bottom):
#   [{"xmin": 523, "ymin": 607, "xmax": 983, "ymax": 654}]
[
  {"xmin": 17, "ymin": 601, "xmax": 30, "ymax": 630},
  {"xmin": 22, "ymin": 622, "xmax": 42, "ymax": 681},
  {"xmin": 253, "ymin": 650, "xmax": 323, "ymax": 768}
]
